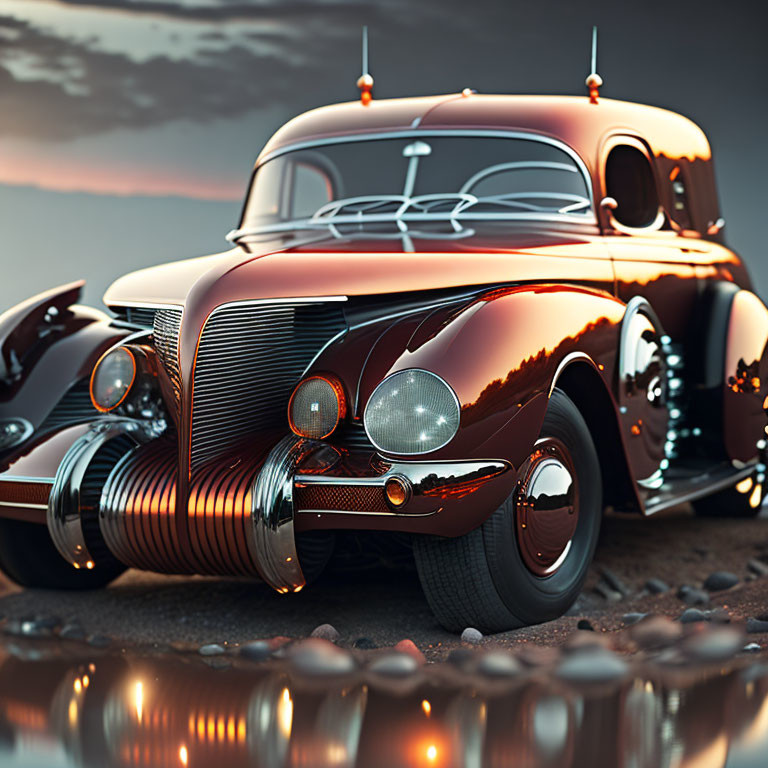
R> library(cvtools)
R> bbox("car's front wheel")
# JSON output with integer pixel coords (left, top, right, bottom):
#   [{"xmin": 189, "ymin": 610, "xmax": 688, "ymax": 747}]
[{"xmin": 413, "ymin": 389, "xmax": 602, "ymax": 633}]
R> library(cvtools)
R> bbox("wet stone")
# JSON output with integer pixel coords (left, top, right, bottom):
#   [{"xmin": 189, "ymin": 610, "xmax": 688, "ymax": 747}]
[
  {"xmin": 706, "ymin": 608, "xmax": 731, "ymax": 624},
  {"xmin": 477, "ymin": 651, "xmax": 523, "ymax": 678},
  {"xmin": 703, "ymin": 571, "xmax": 739, "ymax": 592},
  {"xmin": 20, "ymin": 620, "xmax": 54, "ymax": 638},
  {"xmin": 622, "ymin": 613, "xmax": 647, "ymax": 626},
  {"xmin": 289, "ymin": 639, "xmax": 356, "ymax": 676},
  {"xmin": 679, "ymin": 608, "xmax": 708, "ymax": 624},
  {"xmin": 239, "ymin": 641, "xmax": 271, "ymax": 662},
  {"xmin": 631, "ymin": 616, "xmax": 683, "ymax": 649},
  {"xmin": 594, "ymin": 582, "xmax": 623, "ymax": 602},
  {"xmin": 198, "ymin": 643, "xmax": 226, "ymax": 656},
  {"xmin": 577, "ymin": 619, "xmax": 595, "ymax": 631},
  {"xmin": 565, "ymin": 630, "xmax": 611, "ymax": 654},
  {"xmin": 310, "ymin": 623, "xmax": 340, "ymax": 643},
  {"xmin": 677, "ymin": 586, "xmax": 710, "ymax": 606},
  {"xmin": 59, "ymin": 623, "xmax": 85, "ymax": 641},
  {"xmin": 447, "ymin": 648, "xmax": 475, "ymax": 668},
  {"xmin": 369, "ymin": 652, "xmax": 418, "ymax": 678},
  {"xmin": 556, "ymin": 649, "xmax": 628, "ymax": 683},
  {"xmin": 645, "ymin": 578, "xmax": 670, "ymax": 595},
  {"xmin": 353, "ymin": 637, "xmax": 378, "ymax": 650},
  {"xmin": 600, "ymin": 568, "xmax": 630, "ymax": 596},
  {"xmin": 744, "ymin": 642, "xmax": 762, "ymax": 653},
  {"xmin": 746, "ymin": 617, "xmax": 768, "ymax": 634},
  {"xmin": 87, "ymin": 634, "xmax": 112, "ymax": 648},
  {"xmin": 747, "ymin": 558, "xmax": 768, "ymax": 577},
  {"xmin": 394, "ymin": 639, "xmax": 425, "ymax": 664},
  {"xmin": 683, "ymin": 628, "xmax": 744, "ymax": 662},
  {"xmin": 461, "ymin": 627, "xmax": 483, "ymax": 645}
]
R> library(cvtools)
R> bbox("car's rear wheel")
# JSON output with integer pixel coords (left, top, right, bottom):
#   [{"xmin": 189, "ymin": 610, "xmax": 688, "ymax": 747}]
[
  {"xmin": 413, "ymin": 389, "xmax": 602, "ymax": 633},
  {"xmin": 0, "ymin": 519, "xmax": 125, "ymax": 589}
]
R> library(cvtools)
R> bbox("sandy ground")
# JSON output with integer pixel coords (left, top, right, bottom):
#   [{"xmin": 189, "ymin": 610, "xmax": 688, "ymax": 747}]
[{"xmin": 0, "ymin": 504, "xmax": 766, "ymax": 659}]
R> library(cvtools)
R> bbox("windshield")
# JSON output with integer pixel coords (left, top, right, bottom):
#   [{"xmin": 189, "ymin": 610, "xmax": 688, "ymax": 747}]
[{"xmin": 235, "ymin": 134, "xmax": 593, "ymax": 239}]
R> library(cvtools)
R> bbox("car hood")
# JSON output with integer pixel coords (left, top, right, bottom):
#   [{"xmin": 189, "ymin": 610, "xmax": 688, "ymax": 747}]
[{"xmin": 103, "ymin": 226, "xmax": 605, "ymax": 311}]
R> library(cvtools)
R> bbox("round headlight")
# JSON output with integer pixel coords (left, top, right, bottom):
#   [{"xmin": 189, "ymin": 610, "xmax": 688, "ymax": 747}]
[
  {"xmin": 89, "ymin": 346, "xmax": 136, "ymax": 412},
  {"xmin": 363, "ymin": 369, "xmax": 460, "ymax": 455},
  {"xmin": 288, "ymin": 376, "xmax": 346, "ymax": 439}
]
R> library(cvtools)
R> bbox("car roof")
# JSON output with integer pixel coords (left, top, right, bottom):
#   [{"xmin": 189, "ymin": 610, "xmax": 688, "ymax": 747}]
[{"xmin": 257, "ymin": 93, "xmax": 712, "ymax": 174}]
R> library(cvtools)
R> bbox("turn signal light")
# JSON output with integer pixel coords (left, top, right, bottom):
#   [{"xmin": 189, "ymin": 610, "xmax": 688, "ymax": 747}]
[
  {"xmin": 288, "ymin": 375, "xmax": 346, "ymax": 440},
  {"xmin": 385, "ymin": 476, "xmax": 411, "ymax": 508}
]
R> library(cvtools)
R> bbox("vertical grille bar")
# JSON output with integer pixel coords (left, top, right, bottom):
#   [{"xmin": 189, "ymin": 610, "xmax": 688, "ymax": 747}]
[{"xmin": 153, "ymin": 309, "xmax": 183, "ymax": 415}]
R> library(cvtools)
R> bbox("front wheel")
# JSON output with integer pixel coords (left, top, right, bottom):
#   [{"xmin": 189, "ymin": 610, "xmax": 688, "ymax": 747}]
[{"xmin": 413, "ymin": 389, "xmax": 602, "ymax": 633}]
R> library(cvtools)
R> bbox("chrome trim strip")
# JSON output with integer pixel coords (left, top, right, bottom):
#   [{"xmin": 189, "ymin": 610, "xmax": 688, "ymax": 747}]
[
  {"xmin": 0, "ymin": 475, "xmax": 55, "ymax": 484},
  {"xmin": 208, "ymin": 296, "xmax": 348, "ymax": 313},
  {"xmin": 248, "ymin": 435, "xmax": 321, "ymax": 593},
  {"xmin": 47, "ymin": 419, "xmax": 154, "ymax": 569},
  {"xmin": 107, "ymin": 300, "xmax": 183, "ymax": 310},
  {"xmin": 0, "ymin": 500, "xmax": 48, "ymax": 510},
  {"xmin": 549, "ymin": 351, "xmax": 598, "ymax": 396},
  {"xmin": 298, "ymin": 508, "xmax": 437, "ymax": 518}
]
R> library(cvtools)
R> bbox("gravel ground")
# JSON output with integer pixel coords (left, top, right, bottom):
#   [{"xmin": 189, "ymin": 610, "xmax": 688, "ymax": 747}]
[{"xmin": 0, "ymin": 504, "xmax": 767, "ymax": 659}]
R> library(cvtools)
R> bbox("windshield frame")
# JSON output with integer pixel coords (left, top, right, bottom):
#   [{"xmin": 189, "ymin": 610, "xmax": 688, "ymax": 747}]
[{"xmin": 232, "ymin": 129, "xmax": 597, "ymax": 240}]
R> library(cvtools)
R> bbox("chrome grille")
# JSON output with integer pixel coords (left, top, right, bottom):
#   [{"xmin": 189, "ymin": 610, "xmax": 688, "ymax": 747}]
[
  {"xmin": 191, "ymin": 301, "xmax": 346, "ymax": 472},
  {"xmin": 153, "ymin": 309, "xmax": 183, "ymax": 413}
]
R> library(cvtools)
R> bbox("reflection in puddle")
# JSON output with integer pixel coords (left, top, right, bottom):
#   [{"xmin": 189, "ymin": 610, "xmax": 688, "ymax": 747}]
[{"xmin": 0, "ymin": 645, "xmax": 765, "ymax": 768}]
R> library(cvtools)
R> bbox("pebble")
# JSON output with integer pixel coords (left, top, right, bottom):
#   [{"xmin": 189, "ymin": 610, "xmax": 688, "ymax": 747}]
[
  {"xmin": 565, "ymin": 630, "xmax": 611, "ymax": 653},
  {"xmin": 600, "ymin": 568, "xmax": 630, "ymax": 596},
  {"xmin": 461, "ymin": 627, "xmax": 483, "ymax": 645},
  {"xmin": 746, "ymin": 618, "xmax": 768, "ymax": 634},
  {"xmin": 368, "ymin": 652, "xmax": 419, "ymax": 678},
  {"xmin": 631, "ymin": 616, "xmax": 683, "ymax": 649},
  {"xmin": 556, "ymin": 649, "xmax": 628, "ymax": 683},
  {"xmin": 239, "ymin": 641, "xmax": 272, "ymax": 662},
  {"xmin": 289, "ymin": 639, "xmax": 356, "ymax": 676},
  {"xmin": 645, "ymin": 578, "xmax": 670, "ymax": 595},
  {"xmin": 706, "ymin": 608, "xmax": 731, "ymax": 624},
  {"xmin": 677, "ymin": 586, "xmax": 710, "ymax": 606},
  {"xmin": 394, "ymin": 639, "xmax": 425, "ymax": 664},
  {"xmin": 594, "ymin": 583, "xmax": 623, "ymax": 602},
  {"xmin": 683, "ymin": 628, "xmax": 744, "ymax": 662},
  {"xmin": 353, "ymin": 637, "xmax": 378, "ymax": 650},
  {"xmin": 87, "ymin": 634, "xmax": 112, "ymax": 649},
  {"xmin": 19, "ymin": 619, "xmax": 54, "ymax": 638},
  {"xmin": 477, "ymin": 651, "xmax": 523, "ymax": 678},
  {"xmin": 310, "ymin": 623, "xmax": 340, "ymax": 643},
  {"xmin": 679, "ymin": 608, "xmax": 708, "ymax": 624},
  {"xmin": 59, "ymin": 623, "xmax": 86, "ymax": 641},
  {"xmin": 577, "ymin": 619, "xmax": 595, "ymax": 631},
  {"xmin": 447, "ymin": 648, "xmax": 475, "ymax": 667},
  {"xmin": 622, "ymin": 613, "xmax": 647, "ymax": 626},
  {"xmin": 747, "ymin": 558, "xmax": 768, "ymax": 577},
  {"xmin": 703, "ymin": 571, "xmax": 739, "ymax": 592},
  {"xmin": 198, "ymin": 643, "xmax": 226, "ymax": 656},
  {"xmin": 517, "ymin": 645, "xmax": 561, "ymax": 667},
  {"xmin": 743, "ymin": 643, "xmax": 762, "ymax": 653}
]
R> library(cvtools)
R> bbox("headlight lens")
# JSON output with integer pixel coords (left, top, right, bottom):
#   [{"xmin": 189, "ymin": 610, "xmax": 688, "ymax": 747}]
[
  {"xmin": 90, "ymin": 347, "xmax": 136, "ymax": 412},
  {"xmin": 364, "ymin": 369, "xmax": 460, "ymax": 455},
  {"xmin": 288, "ymin": 376, "xmax": 346, "ymax": 439}
]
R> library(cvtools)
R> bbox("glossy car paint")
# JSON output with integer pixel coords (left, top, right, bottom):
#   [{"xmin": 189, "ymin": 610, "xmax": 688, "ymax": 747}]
[{"xmin": 0, "ymin": 92, "xmax": 766, "ymax": 581}]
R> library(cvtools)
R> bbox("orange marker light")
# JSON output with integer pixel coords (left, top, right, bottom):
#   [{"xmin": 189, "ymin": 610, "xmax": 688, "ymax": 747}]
[{"xmin": 385, "ymin": 476, "xmax": 411, "ymax": 508}]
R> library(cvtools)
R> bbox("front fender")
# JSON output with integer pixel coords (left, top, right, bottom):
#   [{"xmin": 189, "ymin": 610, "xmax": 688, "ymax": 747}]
[
  {"xmin": 0, "ymin": 282, "xmax": 131, "ymax": 436},
  {"xmin": 358, "ymin": 284, "xmax": 627, "ymax": 467}
]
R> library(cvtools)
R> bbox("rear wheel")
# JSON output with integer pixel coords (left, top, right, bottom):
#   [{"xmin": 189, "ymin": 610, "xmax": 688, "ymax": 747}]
[
  {"xmin": 413, "ymin": 389, "xmax": 602, "ymax": 633},
  {"xmin": 0, "ymin": 519, "xmax": 125, "ymax": 589}
]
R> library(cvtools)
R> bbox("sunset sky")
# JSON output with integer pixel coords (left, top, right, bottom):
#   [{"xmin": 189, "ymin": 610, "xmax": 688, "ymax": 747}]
[{"xmin": 0, "ymin": 0, "xmax": 766, "ymax": 308}]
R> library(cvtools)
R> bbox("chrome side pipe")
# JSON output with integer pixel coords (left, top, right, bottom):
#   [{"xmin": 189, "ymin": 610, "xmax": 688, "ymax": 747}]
[{"xmin": 248, "ymin": 435, "xmax": 322, "ymax": 593}]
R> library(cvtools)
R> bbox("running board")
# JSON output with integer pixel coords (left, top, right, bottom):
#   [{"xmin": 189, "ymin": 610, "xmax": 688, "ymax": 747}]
[{"xmin": 643, "ymin": 463, "xmax": 755, "ymax": 515}]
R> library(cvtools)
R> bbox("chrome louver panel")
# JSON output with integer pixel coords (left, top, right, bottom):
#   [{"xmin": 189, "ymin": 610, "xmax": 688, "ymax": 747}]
[
  {"xmin": 152, "ymin": 308, "xmax": 183, "ymax": 413},
  {"xmin": 190, "ymin": 301, "xmax": 346, "ymax": 472}
]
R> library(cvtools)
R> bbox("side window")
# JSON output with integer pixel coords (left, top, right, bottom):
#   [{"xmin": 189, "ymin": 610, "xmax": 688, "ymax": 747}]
[
  {"xmin": 605, "ymin": 145, "xmax": 660, "ymax": 228},
  {"xmin": 291, "ymin": 162, "xmax": 333, "ymax": 219},
  {"xmin": 669, "ymin": 165, "xmax": 692, "ymax": 230}
]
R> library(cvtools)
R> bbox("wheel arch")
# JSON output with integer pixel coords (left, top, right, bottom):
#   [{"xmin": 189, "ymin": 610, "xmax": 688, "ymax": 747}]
[{"xmin": 553, "ymin": 357, "xmax": 642, "ymax": 513}]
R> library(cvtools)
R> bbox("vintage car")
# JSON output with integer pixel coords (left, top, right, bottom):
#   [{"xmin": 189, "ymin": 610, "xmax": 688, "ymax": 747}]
[{"xmin": 0, "ymin": 87, "xmax": 766, "ymax": 633}]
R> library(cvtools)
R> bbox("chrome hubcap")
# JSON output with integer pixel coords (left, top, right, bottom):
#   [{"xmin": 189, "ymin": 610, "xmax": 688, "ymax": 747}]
[{"xmin": 515, "ymin": 439, "xmax": 578, "ymax": 577}]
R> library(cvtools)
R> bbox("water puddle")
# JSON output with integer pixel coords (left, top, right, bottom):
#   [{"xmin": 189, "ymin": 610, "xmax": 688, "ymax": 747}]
[{"xmin": 0, "ymin": 640, "xmax": 765, "ymax": 768}]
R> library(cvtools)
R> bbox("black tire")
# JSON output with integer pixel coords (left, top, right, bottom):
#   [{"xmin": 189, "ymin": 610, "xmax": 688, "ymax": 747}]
[
  {"xmin": 413, "ymin": 389, "xmax": 602, "ymax": 633},
  {"xmin": 693, "ymin": 484, "xmax": 764, "ymax": 518},
  {"xmin": 296, "ymin": 530, "xmax": 336, "ymax": 584},
  {"xmin": 0, "ymin": 519, "xmax": 125, "ymax": 589}
]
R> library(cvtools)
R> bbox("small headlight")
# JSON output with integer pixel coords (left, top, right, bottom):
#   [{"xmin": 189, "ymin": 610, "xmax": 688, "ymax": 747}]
[
  {"xmin": 363, "ymin": 369, "xmax": 460, "ymax": 455},
  {"xmin": 89, "ymin": 346, "xmax": 136, "ymax": 412},
  {"xmin": 0, "ymin": 418, "xmax": 33, "ymax": 452},
  {"xmin": 288, "ymin": 375, "xmax": 346, "ymax": 439}
]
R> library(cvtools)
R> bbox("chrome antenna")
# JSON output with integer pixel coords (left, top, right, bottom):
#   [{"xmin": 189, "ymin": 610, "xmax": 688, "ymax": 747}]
[
  {"xmin": 357, "ymin": 26, "xmax": 374, "ymax": 106},
  {"xmin": 585, "ymin": 25, "xmax": 603, "ymax": 104}
]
